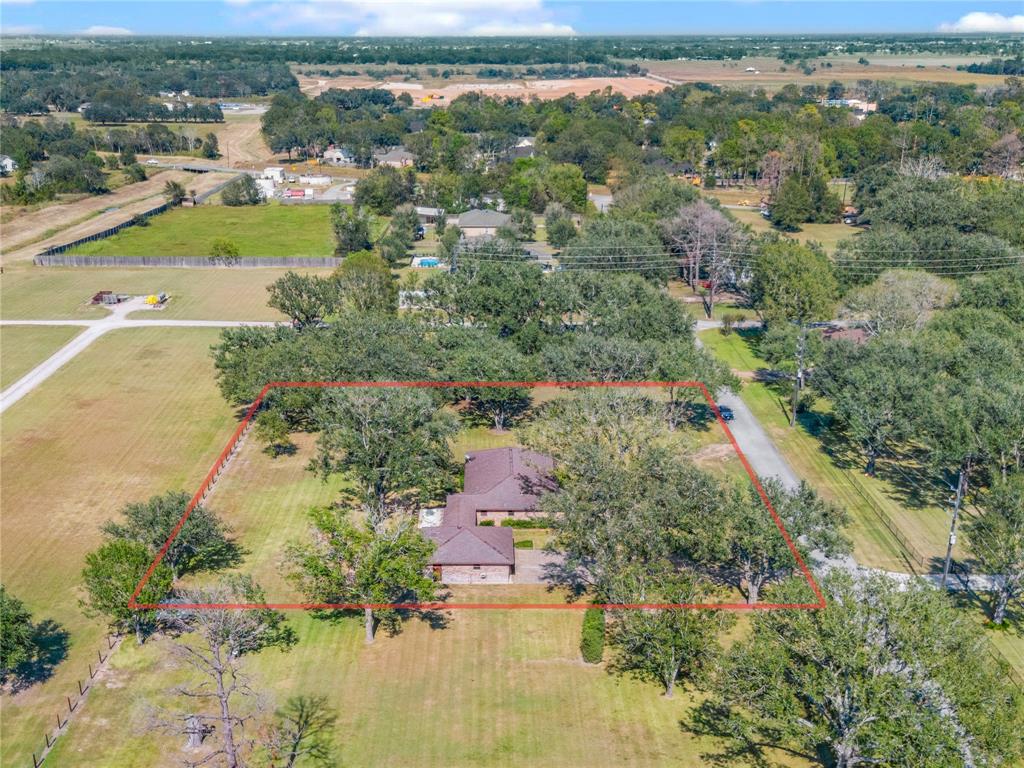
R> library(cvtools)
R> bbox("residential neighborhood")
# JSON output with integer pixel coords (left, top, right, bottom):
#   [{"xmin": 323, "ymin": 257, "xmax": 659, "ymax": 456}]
[{"xmin": 1, "ymin": 4, "xmax": 1023, "ymax": 768}]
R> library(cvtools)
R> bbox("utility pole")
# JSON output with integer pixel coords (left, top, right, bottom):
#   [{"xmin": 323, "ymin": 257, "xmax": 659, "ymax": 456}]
[
  {"xmin": 789, "ymin": 323, "xmax": 807, "ymax": 428},
  {"xmin": 940, "ymin": 467, "xmax": 968, "ymax": 588}
]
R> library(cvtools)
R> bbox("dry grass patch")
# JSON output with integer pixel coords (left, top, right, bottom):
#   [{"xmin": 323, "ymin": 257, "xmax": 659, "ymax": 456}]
[
  {"xmin": 0, "ymin": 325, "xmax": 82, "ymax": 388},
  {"xmin": 0, "ymin": 326, "xmax": 236, "ymax": 767},
  {"xmin": 0, "ymin": 264, "xmax": 334, "ymax": 321}
]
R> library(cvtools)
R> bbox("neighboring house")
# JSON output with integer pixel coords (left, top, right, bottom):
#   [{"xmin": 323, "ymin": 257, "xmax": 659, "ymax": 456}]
[
  {"xmin": 456, "ymin": 209, "xmax": 511, "ymax": 238},
  {"xmin": 374, "ymin": 147, "xmax": 415, "ymax": 168},
  {"xmin": 263, "ymin": 166, "xmax": 285, "ymax": 183},
  {"xmin": 507, "ymin": 144, "xmax": 536, "ymax": 161},
  {"xmin": 0, "ymin": 155, "xmax": 17, "ymax": 174},
  {"xmin": 323, "ymin": 146, "xmax": 355, "ymax": 165},
  {"xmin": 414, "ymin": 206, "xmax": 445, "ymax": 223},
  {"xmin": 419, "ymin": 447, "xmax": 555, "ymax": 584}
]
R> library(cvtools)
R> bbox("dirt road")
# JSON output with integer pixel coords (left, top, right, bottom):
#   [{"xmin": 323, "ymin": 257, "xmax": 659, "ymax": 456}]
[{"xmin": 215, "ymin": 114, "xmax": 275, "ymax": 167}]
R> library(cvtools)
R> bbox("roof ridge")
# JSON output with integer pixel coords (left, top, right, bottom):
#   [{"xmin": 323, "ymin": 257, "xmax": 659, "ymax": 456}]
[{"xmin": 467, "ymin": 526, "xmax": 514, "ymax": 562}]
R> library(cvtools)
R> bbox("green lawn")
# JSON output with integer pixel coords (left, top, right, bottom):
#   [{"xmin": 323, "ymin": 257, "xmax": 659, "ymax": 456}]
[
  {"xmin": 45, "ymin": 406, "xmax": 805, "ymax": 768},
  {"xmin": 44, "ymin": 592, "xmax": 807, "ymax": 768},
  {"xmin": 726, "ymin": 208, "xmax": 855, "ymax": 253},
  {"xmin": 698, "ymin": 329, "xmax": 960, "ymax": 572},
  {"xmin": 0, "ymin": 325, "xmax": 82, "ymax": 389},
  {"xmin": 0, "ymin": 327, "xmax": 236, "ymax": 768},
  {"xmin": 68, "ymin": 204, "xmax": 335, "ymax": 258}
]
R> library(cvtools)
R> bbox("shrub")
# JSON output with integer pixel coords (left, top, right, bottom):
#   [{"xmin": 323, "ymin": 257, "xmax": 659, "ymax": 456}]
[
  {"xmin": 514, "ymin": 539, "xmax": 533, "ymax": 549},
  {"xmin": 501, "ymin": 517, "xmax": 554, "ymax": 529},
  {"xmin": 478, "ymin": 519, "xmax": 495, "ymax": 527},
  {"xmin": 221, "ymin": 174, "xmax": 263, "ymax": 206},
  {"xmin": 580, "ymin": 608, "xmax": 605, "ymax": 664},
  {"xmin": 720, "ymin": 312, "xmax": 744, "ymax": 334}
]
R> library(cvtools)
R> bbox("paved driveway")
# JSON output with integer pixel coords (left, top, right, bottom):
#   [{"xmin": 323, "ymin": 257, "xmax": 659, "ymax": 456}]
[{"xmin": 514, "ymin": 549, "xmax": 565, "ymax": 584}]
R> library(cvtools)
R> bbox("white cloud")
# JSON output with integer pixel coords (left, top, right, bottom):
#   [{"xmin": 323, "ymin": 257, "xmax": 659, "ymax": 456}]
[
  {"xmin": 79, "ymin": 25, "xmax": 134, "ymax": 36},
  {"xmin": 241, "ymin": 0, "xmax": 574, "ymax": 36},
  {"xmin": 938, "ymin": 12, "xmax": 1024, "ymax": 33}
]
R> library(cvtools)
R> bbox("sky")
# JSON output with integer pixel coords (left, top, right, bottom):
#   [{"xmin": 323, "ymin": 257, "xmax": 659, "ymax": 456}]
[{"xmin": 1, "ymin": 0, "xmax": 1023, "ymax": 37}]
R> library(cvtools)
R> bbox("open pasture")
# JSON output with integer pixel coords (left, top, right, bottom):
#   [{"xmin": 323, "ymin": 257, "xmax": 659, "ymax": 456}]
[
  {"xmin": 0, "ymin": 263, "xmax": 334, "ymax": 321},
  {"xmin": 0, "ymin": 326, "xmax": 236, "ymax": 767},
  {"xmin": 68, "ymin": 203, "xmax": 335, "ymax": 259},
  {"xmin": 0, "ymin": 325, "xmax": 82, "ymax": 389}
]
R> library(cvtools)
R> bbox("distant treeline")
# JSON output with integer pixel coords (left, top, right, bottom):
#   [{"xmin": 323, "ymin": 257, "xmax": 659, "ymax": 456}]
[
  {"xmin": 0, "ymin": 60, "xmax": 295, "ymax": 114},
  {"xmin": 2, "ymin": 35, "xmax": 1020, "ymax": 72},
  {"xmin": 959, "ymin": 57, "xmax": 1024, "ymax": 76}
]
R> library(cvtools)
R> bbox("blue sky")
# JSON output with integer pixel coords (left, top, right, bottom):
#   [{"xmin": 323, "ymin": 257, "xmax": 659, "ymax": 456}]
[{"xmin": 2, "ymin": 1, "xmax": 1023, "ymax": 37}]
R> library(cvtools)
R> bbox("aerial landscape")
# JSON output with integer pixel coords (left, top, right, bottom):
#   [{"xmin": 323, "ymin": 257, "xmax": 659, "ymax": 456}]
[{"xmin": 1, "ymin": 1, "xmax": 1023, "ymax": 766}]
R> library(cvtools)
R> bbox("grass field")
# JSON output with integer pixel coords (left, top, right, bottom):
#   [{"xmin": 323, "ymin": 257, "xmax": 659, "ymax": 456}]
[
  {"xmin": 69, "ymin": 204, "xmax": 335, "ymax": 258},
  {"xmin": 698, "ymin": 329, "xmax": 962, "ymax": 571},
  {"xmin": 0, "ymin": 325, "xmax": 82, "ymax": 389},
  {"xmin": 725, "ymin": 208, "xmax": 855, "ymax": 253},
  {"xmin": 0, "ymin": 326, "xmax": 237, "ymax": 768},
  {"xmin": 0, "ymin": 264, "xmax": 336, "ymax": 321},
  {"xmin": 45, "ymin": 419, "xmax": 800, "ymax": 768},
  {"xmin": 44, "ymin": 588, "xmax": 808, "ymax": 768}
]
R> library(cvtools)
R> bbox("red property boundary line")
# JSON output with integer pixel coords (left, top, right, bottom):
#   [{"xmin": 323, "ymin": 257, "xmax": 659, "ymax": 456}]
[{"xmin": 129, "ymin": 381, "xmax": 826, "ymax": 612}]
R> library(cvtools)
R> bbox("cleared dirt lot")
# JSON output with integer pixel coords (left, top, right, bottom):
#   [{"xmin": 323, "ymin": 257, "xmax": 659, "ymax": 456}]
[{"xmin": 297, "ymin": 73, "xmax": 668, "ymax": 101}]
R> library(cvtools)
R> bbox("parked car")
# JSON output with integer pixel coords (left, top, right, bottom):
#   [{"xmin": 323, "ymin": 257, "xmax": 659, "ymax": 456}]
[
  {"xmin": 716, "ymin": 405, "xmax": 735, "ymax": 421},
  {"xmin": 145, "ymin": 158, "xmax": 160, "ymax": 165}
]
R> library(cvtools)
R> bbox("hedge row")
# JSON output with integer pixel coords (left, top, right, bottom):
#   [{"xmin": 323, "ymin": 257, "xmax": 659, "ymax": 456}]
[{"xmin": 580, "ymin": 607, "xmax": 605, "ymax": 664}]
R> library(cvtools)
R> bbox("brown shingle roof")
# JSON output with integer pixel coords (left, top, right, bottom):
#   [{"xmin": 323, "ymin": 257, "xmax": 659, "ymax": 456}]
[
  {"xmin": 422, "ymin": 526, "xmax": 515, "ymax": 566},
  {"xmin": 442, "ymin": 447, "xmax": 554, "ymax": 526}
]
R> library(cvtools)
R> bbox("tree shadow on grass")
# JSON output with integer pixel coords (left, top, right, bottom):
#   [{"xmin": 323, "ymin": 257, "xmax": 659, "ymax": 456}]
[
  {"xmin": 190, "ymin": 537, "xmax": 248, "ymax": 576},
  {"xmin": 5, "ymin": 620, "xmax": 71, "ymax": 694},
  {"xmin": 684, "ymin": 700, "xmax": 815, "ymax": 768}
]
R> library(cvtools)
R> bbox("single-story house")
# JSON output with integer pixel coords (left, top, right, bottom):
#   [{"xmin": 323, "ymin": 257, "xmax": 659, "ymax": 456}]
[
  {"xmin": 419, "ymin": 447, "xmax": 555, "ymax": 584},
  {"xmin": 323, "ymin": 146, "xmax": 355, "ymax": 165},
  {"xmin": 443, "ymin": 447, "xmax": 554, "ymax": 527},
  {"xmin": 263, "ymin": 166, "xmax": 285, "ymax": 183},
  {"xmin": 0, "ymin": 155, "xmax": 17, "ymax": 174},
  {"xmin": 374, "ymin": 147, "xmax": 415, "ymax": 168},
  {"xmin": 456, "ymin": 209, "xmax": 511, "ymax": 238},
  {"xmin": 421, "ymin": 525, "xmax": 515, "ymax": 583}
]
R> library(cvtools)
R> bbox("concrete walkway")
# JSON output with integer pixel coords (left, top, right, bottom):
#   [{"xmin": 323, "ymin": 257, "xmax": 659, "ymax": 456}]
[{"xmin": 0, "ymin": 297, "xmax": 277, "ymax": 414}]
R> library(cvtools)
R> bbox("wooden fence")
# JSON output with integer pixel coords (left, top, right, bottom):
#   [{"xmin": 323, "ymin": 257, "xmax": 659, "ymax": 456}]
[
  {"xmin": 30, "ymin": 634, "xmax": 121, "ymax": 767},
  {"xmin": 27, "ymin": 416, "xmax": 257, "ymax": 766}
]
